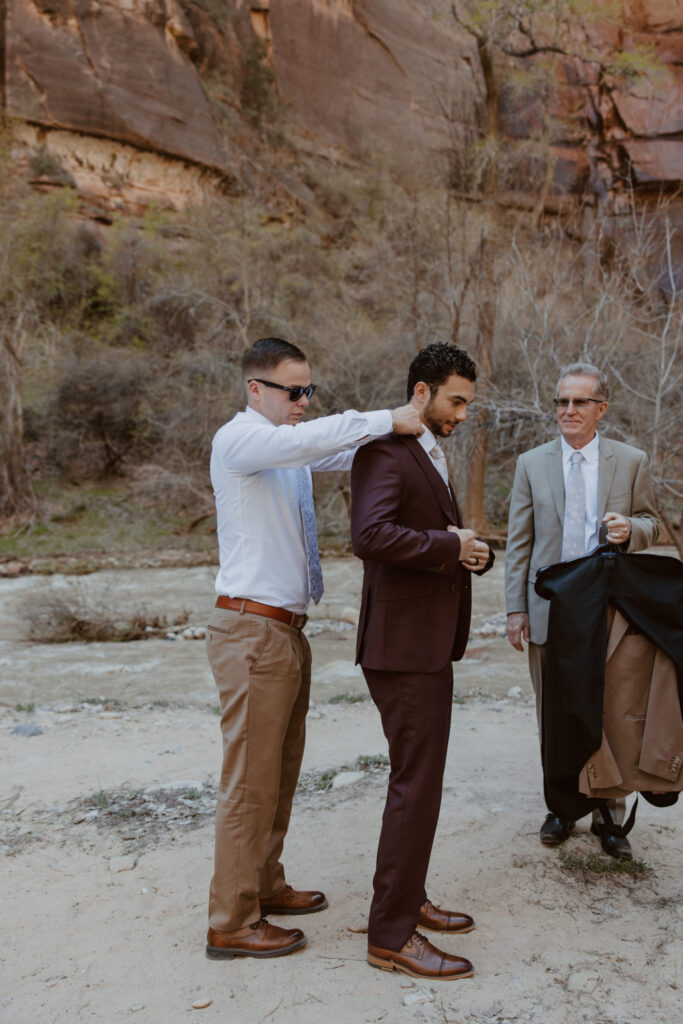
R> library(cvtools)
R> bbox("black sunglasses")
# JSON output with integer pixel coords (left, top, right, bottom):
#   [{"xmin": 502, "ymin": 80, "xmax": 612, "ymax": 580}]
[{"xmin": 249, "ymin": 378, "xmax": 317, "ymax": 402}]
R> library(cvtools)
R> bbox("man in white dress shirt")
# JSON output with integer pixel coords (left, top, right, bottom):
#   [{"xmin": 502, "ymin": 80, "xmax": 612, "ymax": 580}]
[
  {"xmin": 205, "ymin": 337, "xmax": 422, "ymax": 961},
  {"xmin": 505, "ymin": 362, "xmax": 659, "ymax": 858}
]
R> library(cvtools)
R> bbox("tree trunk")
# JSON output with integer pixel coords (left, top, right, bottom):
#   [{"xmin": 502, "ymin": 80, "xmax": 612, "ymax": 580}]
[
  {"xmin": 0, "ymin": 333, "xmax": 38, "ymax": 524},
  {"xmin": 463, "ymin": 233, "xmax": 495, "ymax": 532},
  {"xmin": 463, "ymin": 38, "xmax": 499, "ymax": 534}
]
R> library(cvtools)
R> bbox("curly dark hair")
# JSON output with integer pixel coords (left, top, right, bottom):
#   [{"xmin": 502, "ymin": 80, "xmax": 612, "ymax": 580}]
[
  {"xmin": 406, "ymin": 343, "xmax": 476, "ymax": 400},
  {"xmin": 242, "ymin": 337, "xmax": 307, "ymax": 377}
]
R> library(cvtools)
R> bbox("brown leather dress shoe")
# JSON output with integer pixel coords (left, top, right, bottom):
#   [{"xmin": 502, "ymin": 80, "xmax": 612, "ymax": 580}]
[
  {"xmin": 367, "ymin": 932, "xmax": 473, "ymax": 980},
  {"xmin": 260, "ymin": 884, "xmax": 328, "ymax": 915},
  {"xmin": 418, "ymin": 899, "xmax": 475, "ymax": 934},
  {"xmin": 206, "ymin": 919, "xmax": 307, "ymax": 960}
]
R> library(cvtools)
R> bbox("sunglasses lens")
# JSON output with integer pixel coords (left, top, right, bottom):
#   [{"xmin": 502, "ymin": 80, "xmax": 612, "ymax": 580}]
[{"xmin": 288, "ymin": 385, "xmax": 316, "ymax": 401}]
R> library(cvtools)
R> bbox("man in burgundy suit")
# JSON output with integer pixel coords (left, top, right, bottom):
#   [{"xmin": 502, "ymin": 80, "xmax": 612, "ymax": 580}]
[{"xmin": 351, "ymin": 343, "xmax": 494, "ymax": 981}]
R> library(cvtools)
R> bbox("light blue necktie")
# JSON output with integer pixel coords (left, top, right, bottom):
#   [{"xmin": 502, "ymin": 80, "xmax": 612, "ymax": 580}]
[
  {"xmin": 561, "ymin": 450, "xmax": 586, "ymax": 561},
  {"xmin": 296, "ymin": 466, "xmax": 324, "ymax": 604}
]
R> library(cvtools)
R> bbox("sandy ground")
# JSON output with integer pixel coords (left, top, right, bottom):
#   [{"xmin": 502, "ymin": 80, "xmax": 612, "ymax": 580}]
[{"xmin": 1, "ymin": 556, "xmax": 681, "ymax": 1024}]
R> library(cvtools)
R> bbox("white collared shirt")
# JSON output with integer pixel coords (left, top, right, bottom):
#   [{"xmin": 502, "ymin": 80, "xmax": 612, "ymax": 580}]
[
  {"xmin": 561, "ymin": 432, "xmax": 600, "ymax": 553},
  {"xmin": 210, "ymin": 405, "xmax": 392, "ymax": 613},
  {"xmin": 417, "ymin": 426, "xmax": 450, "ymax": 487}
]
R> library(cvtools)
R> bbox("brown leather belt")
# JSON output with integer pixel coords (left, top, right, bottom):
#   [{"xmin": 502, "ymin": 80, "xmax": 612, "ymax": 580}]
[{"xmin": 215, "ymin": 596, "xmax": 307, "ymax": 630}]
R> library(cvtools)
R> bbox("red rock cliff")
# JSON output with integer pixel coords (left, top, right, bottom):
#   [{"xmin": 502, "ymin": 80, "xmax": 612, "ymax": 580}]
[{"xmin": 2, "ymin": 0, "xmax": 681, "ymax": 214}]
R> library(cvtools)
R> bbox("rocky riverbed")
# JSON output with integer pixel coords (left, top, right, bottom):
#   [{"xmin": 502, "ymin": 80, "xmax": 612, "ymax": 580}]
[{"xmin": 1, "ymin": 556, "xmax": 681, "ymax": 1024}]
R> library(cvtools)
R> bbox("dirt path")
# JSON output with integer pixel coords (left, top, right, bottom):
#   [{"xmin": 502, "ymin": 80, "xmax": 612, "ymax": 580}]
[{"xmin": 1, "ymin": 557, "xmax": 681, "ymax": 1024}]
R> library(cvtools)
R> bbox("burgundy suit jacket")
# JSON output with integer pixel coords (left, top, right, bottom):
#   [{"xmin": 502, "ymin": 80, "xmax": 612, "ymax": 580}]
[{"xmin": 350, "ymin": 433, "xmax": 494, "ymax": 673}]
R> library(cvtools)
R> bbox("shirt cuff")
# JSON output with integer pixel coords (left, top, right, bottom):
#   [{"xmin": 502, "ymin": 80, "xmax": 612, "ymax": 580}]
[{"xmin": 364, "ymin": 409, "xmax": 393, "ymax": 436}]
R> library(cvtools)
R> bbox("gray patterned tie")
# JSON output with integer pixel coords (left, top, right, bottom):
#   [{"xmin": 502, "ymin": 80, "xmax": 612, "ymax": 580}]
[
  {"xmin": 561, "ymin": 450, "xmax": 586, "ymax": 561},
  {"xmin": 296, "ymin": 466, "xmax": 324, "ymax": 604},
  {"xmin": 430, "ymin": 443, "xmax": 449, "ymax": 486}
]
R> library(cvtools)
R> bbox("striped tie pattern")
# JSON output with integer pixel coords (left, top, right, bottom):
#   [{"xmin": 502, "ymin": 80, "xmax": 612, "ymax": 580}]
[{"xmin": 296, "ymin": 466, "xmax": 324, "ymax": 604}]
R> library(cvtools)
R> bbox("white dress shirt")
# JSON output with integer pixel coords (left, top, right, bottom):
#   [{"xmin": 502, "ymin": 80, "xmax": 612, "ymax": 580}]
[
  {"xmin": 561, "ymin": 432, "xmax": 600, "ymax": 554},
  {"xmin": 211, "ymin": 405, "xmax": 392, "ymax": 613},
  {"xmin": 417, "ymin": 426, "xmax": 450, "ymax": 488}
]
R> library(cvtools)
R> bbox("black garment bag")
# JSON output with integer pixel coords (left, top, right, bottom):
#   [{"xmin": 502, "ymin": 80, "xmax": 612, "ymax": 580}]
[{"xmin": 534, "ymin": 547, "xmax": 683, "ymax": 823}]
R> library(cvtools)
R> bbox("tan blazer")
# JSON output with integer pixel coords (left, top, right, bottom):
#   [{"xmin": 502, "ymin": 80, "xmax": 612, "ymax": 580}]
[
  {"xmin": 505, "ymin": 435, "xmax": 659, "ymax": 644},
  {"xmin": 579, "ymin": 610, "xmax": 683, "ymax": 798}
]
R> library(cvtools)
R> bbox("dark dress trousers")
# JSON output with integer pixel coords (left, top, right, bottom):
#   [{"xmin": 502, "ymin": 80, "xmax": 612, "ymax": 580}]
[
  {"xmin": 351, "ymin": 433, "xmax": 494, "ymax": 950},
  {"xmin": 535, "ymin": 548, "xmax": 683, "ymax": 823}
]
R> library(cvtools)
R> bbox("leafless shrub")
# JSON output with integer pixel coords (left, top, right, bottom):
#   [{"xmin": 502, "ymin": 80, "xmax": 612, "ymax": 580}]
[
  {"xmin": 50, "ymin": 353, "xmax": 154, "ymax": 480},
  {"xmin": 22, "ymin": 581, "xmax": 189, "ymax": 643},
  {"xmin": 128, "ymin": 463, "xmax": 213, "ymax": 516}
]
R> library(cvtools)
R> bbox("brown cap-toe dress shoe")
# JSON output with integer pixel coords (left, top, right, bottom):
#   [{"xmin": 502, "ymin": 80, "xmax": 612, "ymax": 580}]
[
  {"xmin": 418, "ymin": 899, "xmax": 475, "ymax": 934},
  {"xmin": 206, "ymin": 919, "xmax": 307, "ymax": 960},
  {"xmin": 367, "ymin": 932, "xmax": 473, "ymax": 980},
  {"xmin": 260, "ymin": 884, "xmax": 328, "ymax": 915}
]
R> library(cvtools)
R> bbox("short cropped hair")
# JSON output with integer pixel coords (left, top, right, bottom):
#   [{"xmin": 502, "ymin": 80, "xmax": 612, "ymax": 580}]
[
  {"xmin": 242, "ymin": 337, "xmax": 307, "ymax": 378},
  {"xmin": 556, "ymin": 362, "xmax": 609, "ymax": 401},
  {"xmin": 406, "ymin": 343, "xmax": 477, "ymax": 401}
]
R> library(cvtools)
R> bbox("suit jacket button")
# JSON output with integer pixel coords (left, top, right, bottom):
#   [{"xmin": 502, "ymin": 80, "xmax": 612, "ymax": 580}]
[{"xmin": 451, "ymin": 583, "xmax": 460, "ymax": 592}]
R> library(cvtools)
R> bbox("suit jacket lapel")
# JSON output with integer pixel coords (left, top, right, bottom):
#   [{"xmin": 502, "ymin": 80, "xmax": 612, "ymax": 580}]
[
  {"xmin": 597, "ymin": 436, "xmax": 617, "ymax": 521},
  {"xmin": 399, "ymin": 435, "xmax": 457, "ymax": 524},
  {"xmin": 545, "ymin": 438, "xmax": 565, "ymax": 524}
]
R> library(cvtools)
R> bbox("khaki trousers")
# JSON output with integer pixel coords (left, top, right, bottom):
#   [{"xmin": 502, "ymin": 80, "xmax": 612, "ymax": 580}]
[{"xmin": 206, "ymin": 606, "xmax": 311, "ymax": 933}]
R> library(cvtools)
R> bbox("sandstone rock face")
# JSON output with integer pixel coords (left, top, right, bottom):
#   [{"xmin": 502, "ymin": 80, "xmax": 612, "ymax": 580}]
[
  {"xmin": 553, "ymin": 4, "xmax": 683, "ymax": 200},
  {"xmin": 6, "ymin": 0, "xmax": 228, "ymax": 170},
  {"xmin": 2, "ymin": 0, "xmax": 681, "ymax": 216},
  {"xmin": 264, "ymin": 0, "xmax": 480, "ymax": 175},
  {"xmin": 15, "ymin": 122, "xmax": 219, "ymax": 215}
]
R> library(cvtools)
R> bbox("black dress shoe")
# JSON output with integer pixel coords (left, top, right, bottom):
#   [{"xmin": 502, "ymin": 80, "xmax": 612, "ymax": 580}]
[
  {"xmin": 540, "ymin": 814, "xmax": 574, "ymax": 846},
  {"xmin": 590, "ymin": 821, "xmax": 633, "ymax": 860}
]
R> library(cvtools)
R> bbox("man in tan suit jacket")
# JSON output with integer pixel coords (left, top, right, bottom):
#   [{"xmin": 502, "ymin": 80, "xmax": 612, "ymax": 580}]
[{"xmin": 505, "ymin": 361, "xmax": 659, "ymax": 858}]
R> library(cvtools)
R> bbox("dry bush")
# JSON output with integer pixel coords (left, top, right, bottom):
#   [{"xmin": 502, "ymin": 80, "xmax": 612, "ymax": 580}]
[
  {"xmin": 49, "ymin": 353, "xmax": 154, "ymax": 480},
  {"xmin": 23, "ymin": 581, "xmax": 188, "ymax": 643},
  {"xmin": 128, "ymin": 463, "xmax": 213, "ymax": 517},
  {"xmin": 9, "ymin": 140, "xmax": 679, "ymax": 543},
  {"xmin": 484, "ymin": 210, "xmax": 682, "ymax": 546}
]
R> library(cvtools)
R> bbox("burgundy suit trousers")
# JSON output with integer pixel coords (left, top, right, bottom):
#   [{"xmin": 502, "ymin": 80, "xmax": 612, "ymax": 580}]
[{"xmin": 363, "ymin": 662, "xmax": 454, "ymax": 950}]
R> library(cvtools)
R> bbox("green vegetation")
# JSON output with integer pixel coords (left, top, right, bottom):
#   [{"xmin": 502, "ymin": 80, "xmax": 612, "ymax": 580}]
[
  {"xmin": 299, "ymin": 753, "xmax": 391, "ymax": 793},
  {"xmin": 88, "ymin": 790, "xmax": 111, "ymax": 808},
  {"xmin": 14, "ymin": 702, "xmax": 35, "ymax": 713},
  {"xmin": 317, "ymin": 770, "xmax": 337, "ymax": 790},
  {"xmin": 28, "ymin": 147, "xmax": 77, "ymax": 188},
  {"xmin": 356, "ymin": 754, "xmax": 390, "ymax": 769},
  {"xmin": 328, "ymin": 693, "xmax": 368, "ymax": 705},
  {"xmin": 558, "ymin": 849, "xmax": 652, "ymax": 878},
  {"xmin": 241, "ymin": 38, "xmax": 276, "ymax": 126},
  {"xmin": 0, "ymin": 481, "xmax": 213, "ymax": 562}
]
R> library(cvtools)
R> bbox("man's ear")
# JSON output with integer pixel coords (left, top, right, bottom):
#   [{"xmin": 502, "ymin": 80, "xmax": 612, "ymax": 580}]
[
  {"xmin": 412, "ymin": 381, "xmax": 430, "ymax": 407},
  {"xmin": 246, "ymin": 378, "xmax": 260, "ymax": 400}
]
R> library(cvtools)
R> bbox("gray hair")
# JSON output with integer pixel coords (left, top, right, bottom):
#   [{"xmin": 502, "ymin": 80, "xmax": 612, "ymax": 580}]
[{"xmin": 556, "ymin": 362, "xmax": 609, "ymax": 401}]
